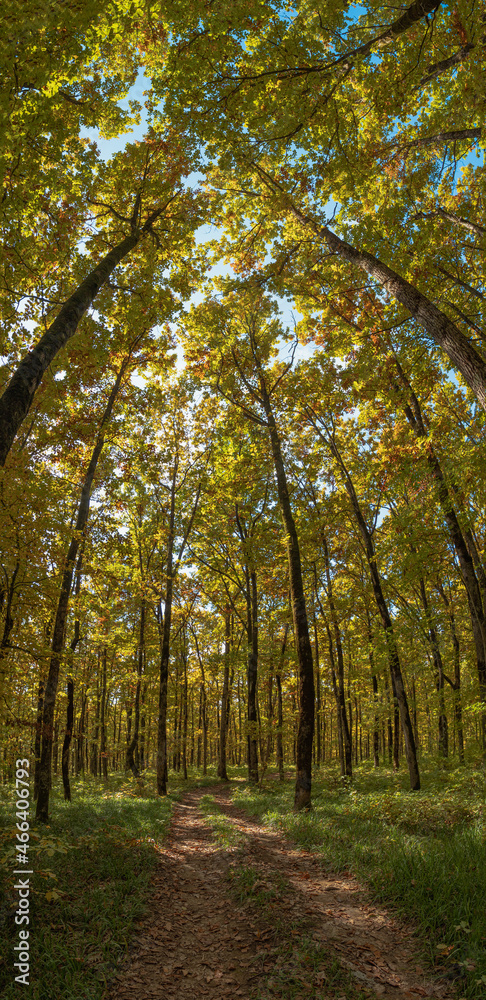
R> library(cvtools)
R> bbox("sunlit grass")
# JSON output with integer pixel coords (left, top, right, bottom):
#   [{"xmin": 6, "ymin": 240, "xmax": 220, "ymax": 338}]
[
  {"xmin": 0, "ymin": 767, "xmax": 221, "ymax": 999},
  {"xmin": 231, "ymin": 757, "xmax": 486, "ymax": 999},
  {"xmin": 199, "ymin": 793, "xmax": 247, "ymax": 849}
]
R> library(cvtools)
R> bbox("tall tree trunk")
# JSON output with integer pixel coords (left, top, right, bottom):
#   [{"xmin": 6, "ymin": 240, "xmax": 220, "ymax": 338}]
[
  {"xmin": 173, "ymin": 664, "xmax": 180, "ymax": 772},
  {"xmin": 0, "ymin": 561, "xmax": 19, "ymax": 713},
  {"xmin": 312, "ymin": 419, "xmax": 420, "ymax": 790},
  {"xmin": 218, "ymin": 610, "xmax": 231, "ymax": 780},
  {"xmin": 237, "ymin": 673, "xmax": 242, "ymax": 767},
  {"xmin": 391, "ymin": 672, "xmax": 400, "ymax": 770},
  {"xmin": 437, "ymin": 582, "xmax": 465, "ymax": 763},
  {"xmin": 33, "ymin": 679, "xmax": 45, "ymax": 800},
  {"xmin": 62, "ymin": 552, "xmax": 82, "ymax": 801},
  {"xmin": 320, "ymin": 543, "xmax": 352, "ymax": 778},
  {"xmin": 36, "ymin": 358, "xmax": 130, "ymax": 822},
  {"xmin": 312, "ymin": 586, "xmax": 321, "ymax": 766},
  {"xmin": 76, "ymin": 688, "xmax": 87, "ymax": 775},
  {"xmin": 156, "ymin": 464, "xmax": 177, "ymax": 795},
  {"xmin": 257, "ymin": 371, "xmax": 314, "ymax": 809},
  {"xmin": 61, "ymin": 679, "xmax": 74, "ymax": 801},
  {"xmin": 392, "ymin": 355, "xmax": 486, "ymax": 754},
  {"xmin": 286, "ymin": 199, "xmax": 486, "ymax": 411},
  {"xmin": 0, "ymin": 204, "xmax": 165, "ymax": 466},
  {"xmin": 247, "ymin": 568, "xmax": 259, "ymax": 783},
  {"xmin": 127, "ymin": 599, "xmax": 145, "ymax": 777},
  {"xmin": 91, "ymin": 680, "xmax": 100, "ymax": 777},
  {"xmin": 194, "ymin": 635, "xmax": 208, "ymax": 775},
  {"xmin": 418, "ymin": 578, "xmax": 448, "ymax": 757},
  {"xmin": 366, "ymin": 608, "xmax": 380, "ymax": 767},
  {"xmin": 182, "ymin": 630, "xmax": 188, "ymax": 780},
  {"xmin": 140, "ymin": 682, "xmax": 147, "ymax": 770},
  {"xmin": 275, "ymin": 623, "xmax": 289, "ymax": 781},
  {"xmin": 156, "ymin": 465, "xmax": 201, "ymax": 794},
  {"xmin": 99, "ymin": 652, "xmax": 108, "ymax": 780},
  {"xmin": 327, "ymin": 624, "xmax": 345, "ymax": 776}
]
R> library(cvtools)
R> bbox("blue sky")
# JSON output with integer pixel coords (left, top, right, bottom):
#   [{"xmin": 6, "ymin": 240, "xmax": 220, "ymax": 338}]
[{"xmin": 80, "ymin": 70, "xmax": 316, "ymax": 383}]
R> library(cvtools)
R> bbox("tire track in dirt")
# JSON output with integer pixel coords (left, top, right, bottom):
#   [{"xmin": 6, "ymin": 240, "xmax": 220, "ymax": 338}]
[{"xmin": 107, "ymin": 784, "xmax": 452, "ymax": 1000}]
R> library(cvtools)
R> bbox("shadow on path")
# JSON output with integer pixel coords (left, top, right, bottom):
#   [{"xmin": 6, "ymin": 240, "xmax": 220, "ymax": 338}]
[{"xmin": 107, "ymin": 784, "xmax": 451, "ymax": 1000}]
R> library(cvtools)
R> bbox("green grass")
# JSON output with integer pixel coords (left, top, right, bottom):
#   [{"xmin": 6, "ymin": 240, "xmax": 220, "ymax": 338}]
[
  {"xmin": 2, "ymin": 759, "xmax": 484, "ymax": 998},
  {"xmin": 226, "ymin": 862, "xmax": 287, "ymax": 907},
  {"xmin": 199, "ymin": 793, "xmax": 247, "ymax": 849},
  {"xmin": 0, "ymin": 767, "xmax": 222, "ymax": 1000},
  {"xmin": 231, "ymin": 758, "xmax": 486, "ymax": 999},
  {"xmin": 254, "ymin": 929, "xmax": 371, "ymax": 1000}
]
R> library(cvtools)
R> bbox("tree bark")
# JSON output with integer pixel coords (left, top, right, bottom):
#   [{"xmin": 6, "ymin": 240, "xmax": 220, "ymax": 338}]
[
  {"xmin": 320, "ymin": 541, "xmax": 352, "ymax": 778},
  {"xmin": 312, "ymin": 586, "xmax": 322, "ymax": 766},
  {"xmin": 0, "ymin": 200, "xmax": 166, "ymax": 466},
  {"xmin": 36, "ymin": 358, "xmax": 129, "ymax": 822},
  {"xmin": 258, "ymin": 375, "xmax": 314, "ymax": 809},
  {"xmin": 392, "ymin": 356, "xmax": 486, "ymax": 753},
  {"xmin": 365, "ymin": 606, "xmax": 380, "ymax": 767},
  {"xmin": 326, "ymin": 623, "xmax": 345, "ymax": 775},
  {"xmin": 157, "ymin": 465, "xmax": 201, "ymax": 794},
  {"xmin": 126, "ymin": 599, "xmax": 145, "ymax": 777},
  {"xmin": 218, "ymin": 610, "xmax": 231, "ymax": 780},
  {"xmin": 99, "ymin": 650, "xmax": 108, "ymax": 780},
  {"xmin": 62, "ymin": 553, "xmax": 82, "ymax": 801},
  {"xmin": 33, "ymin": 679, "xmax": 44, "ymax": 801},
  {"xmin": 276, "ymin": 624, "xmax": 289, "ymax": 781},
  {"xmin": 437, "ymin": 582, "xmax": 465, "ymax": 763},
  {"xmin": 247, "ymin": 568, "xmax": 259, "ymax": 783},
  {"xmin": 181, "ymin": 628, "xmax": 188, "ymax": 780},
  {"xmin": 156, "ymin": 479, "xmax": 175, "ymax": 794},
  {"xmin": 312, "ymin": 420, "xmax": 420, "ymax": 789},
  {"xmin": 418, "ymin": 578, "xmax": 448, "ymax": 757},
  {"xmin": 288, "ymin": 200, "xmax": 486, "ymax": 411}
]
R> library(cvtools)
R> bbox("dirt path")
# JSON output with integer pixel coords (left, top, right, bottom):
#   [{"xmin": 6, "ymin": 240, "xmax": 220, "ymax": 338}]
[{"xmin": 107, "ymin": 785, "xmax": 452, "ymax": 1000}]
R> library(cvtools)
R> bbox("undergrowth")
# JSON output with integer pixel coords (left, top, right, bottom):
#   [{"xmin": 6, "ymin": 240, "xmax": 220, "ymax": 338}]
[
  {"xmin": 0, "ymin": 767, "xmax": 221, "ymax": 999},
  {"xmin": 199, "ymin": 793, "xmax": 247, "ymax": 850},
  {"xmin": 254, "ymin": 929, "xmax": 371, "ymax": 1000},
  {"xmin": 232, "ymin": 758, "xmax": 486, "ymax": 999}
]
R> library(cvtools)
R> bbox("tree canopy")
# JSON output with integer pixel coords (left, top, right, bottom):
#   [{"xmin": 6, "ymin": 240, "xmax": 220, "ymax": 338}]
[{"xmin": 1, "ymin": 0, "xmax": 486, "ymax": 825}]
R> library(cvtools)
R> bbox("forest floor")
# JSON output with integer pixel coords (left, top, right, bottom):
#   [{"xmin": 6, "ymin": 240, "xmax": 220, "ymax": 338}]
[{"xmin": 107, "ymin": 783, "xmax": 453, "ymax": 1000}]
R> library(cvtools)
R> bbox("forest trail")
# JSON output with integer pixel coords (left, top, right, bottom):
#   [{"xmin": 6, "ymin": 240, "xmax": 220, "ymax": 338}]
[{"xmin": 107, "ymin": 784, "xmax": 451, "ymax": 1000}]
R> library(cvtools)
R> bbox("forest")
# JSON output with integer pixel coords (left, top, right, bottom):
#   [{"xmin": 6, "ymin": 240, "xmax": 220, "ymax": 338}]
[{"xmin": 0, "ymin": 1, "xmax": 485, "ymax": 998}]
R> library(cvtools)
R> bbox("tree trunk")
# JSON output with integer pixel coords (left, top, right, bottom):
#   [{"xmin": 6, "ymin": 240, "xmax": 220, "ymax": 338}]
[
  {"xmin": 156, "ymin": 464, "xmax": 201, "ymax": 793},
  {"xmin": 218, "ymin": 610, "xmax": 231, "ymax": 780},
  {"xmin": 312, "ymin": 587, "xmax": 321, "ymax": 766},
  {"xmin": 127, "ymin": 599, "xmax": 145, "ymax": 777},
  {"xmin": 247, "ymin": 568, "xmax": 259, "ymax": 784},
  {"xmin": 91, "ymin": 680, "xmax": 100, "ymax": 777},
  {"xmin": 366, "ymin": 609, "xmax": 380, "ymax": 767},
  {"xmin": 61, "ymin": 679, "xmax": 74, "ymax": 801},
  {"xmin": 418, "ymin": 578, "xmax": 448, "ymax": 757},
  {"xmin": 437, "ymin": 582, "xmax": 465, "ymax": 763},
  {"xmin": 320, "ymin": 542, "xmax": 352, "ymax": 778},
  {"xmin": 62, "ymin": 553, "xmax": 82, "ymax": 801},
  {"xmin": 36, "ymin": 358, "xmax": 129, "ymax": 822},
  {"xmin": 140, "ymin": 683, "xmax": 147, "ymax": 770},
  {"xmin": 275, "ymin": 623, "xmax": 288, "ymax": 781},
  {"xmin": 316, "ymin": 423, "xmax": 420, "ymax": 790},
  {"xmin": 76, "ymin": 689, "xmax": 87, "ymax": 775},
  {"xmin": 156, "ymin": 464, "xmax": 177, "ymax": 795},
  {"xmin": 99, "ymin": 651, "xmax": 108, "ymax": 780},
  {"xmin": 393, "ymin": 355, "xmax": 486, "ymax": 753},
  {"xmin": 182, "ymin": 631, "xmax": 188, "ymax": 780},
  {"xmin": 258, "ymin": 373, "xmax": 314, "ymax": 809},
  {"xmin": 290, "ymin": 201, "xmax": 486, "ymax": 411},
  {"xmin": 327, "ymin": 623, "xmax": 345, "ymax": 776},
  {"xmin": 33, "ymin": 679, "xmax": 45, "ymax": 800},
  {"xmin": 0, "ymin": 202, "xmax": 166, "ymax": 466}
]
